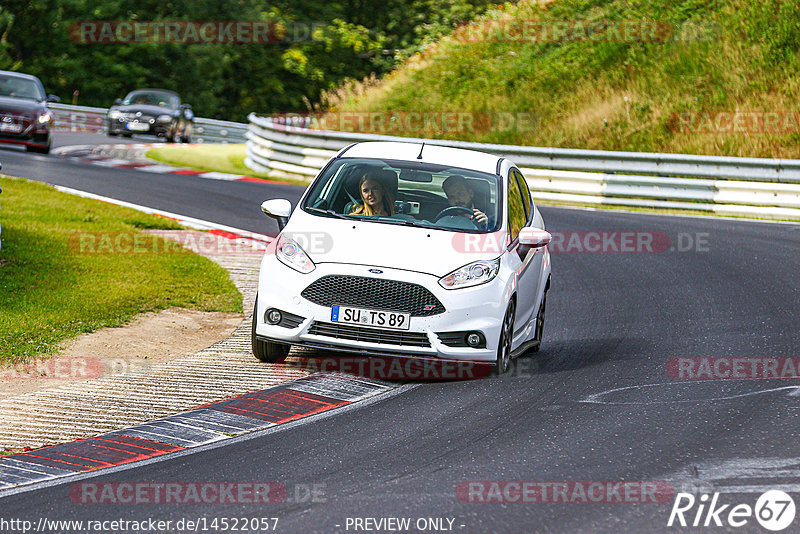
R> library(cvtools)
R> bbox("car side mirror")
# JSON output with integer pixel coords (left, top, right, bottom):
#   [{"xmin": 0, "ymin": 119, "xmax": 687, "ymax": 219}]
[
  {"xmin": 518, "ymin": 227, "xmax": 551, "ymax": 248},
  {"xmin": 261, "ymin": 199, "xmax": 292, "ymax": 230},
  {"xmin": 46, "ymin": 94, "xmax": 60, "ymax": 103},
  {"xmin": 114, "ymin": 98, "xmax": 123, "ymax": 105}
]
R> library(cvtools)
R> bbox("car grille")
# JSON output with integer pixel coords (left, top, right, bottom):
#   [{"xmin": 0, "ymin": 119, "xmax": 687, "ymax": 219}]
[
  {"xmin": 308, "ymin": 321, "xmax": 431, "ymax": 347},
  {"xmin": 0, "ymin": 113, "xmax": 33, "ymax": 134},
  {"xmin": 301, "ymin": 275, "xmax": 445, "ymax": 317},
  {"xmin": 436, "ymin": 332, "xmax": 469, "ymax": 347},
  {"xmin": 122, "ymin": 113, "xmax": 154, "ymax": 121}
]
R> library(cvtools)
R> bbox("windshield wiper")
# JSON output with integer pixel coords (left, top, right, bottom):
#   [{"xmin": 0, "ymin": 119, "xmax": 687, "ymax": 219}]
[
  {"xmin": 374, "ymin": 218, "xmax": 440, "ymax": 229},
  {"xmin": 307, "ymin": 207, "xmax": 353, "ymax": 220}
]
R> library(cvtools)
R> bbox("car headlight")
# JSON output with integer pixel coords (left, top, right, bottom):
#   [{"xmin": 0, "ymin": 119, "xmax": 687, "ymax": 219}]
[
  {"xmin": 439, "ymin": 258, "xmax": 500, "ymax": 289},
  {"xmin": 38, "ymin": 112, "xmax": 53, "ymax": 124},
  {"xmin": 108, "ymin": 110, "xmax": 121, "ymax": 119},
  {"xmin": 157, "ymin": 114, "xmax": 172, "ymax": 123},
  {"xmin": 275, "ymin": 234, "xmax": 315, "ymax": 273}
]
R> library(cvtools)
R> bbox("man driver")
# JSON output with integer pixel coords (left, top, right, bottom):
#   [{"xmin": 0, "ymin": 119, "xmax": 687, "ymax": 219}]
[{"xmin": 442, "ymin": 175, "xmax": 489, "ymax": 227}]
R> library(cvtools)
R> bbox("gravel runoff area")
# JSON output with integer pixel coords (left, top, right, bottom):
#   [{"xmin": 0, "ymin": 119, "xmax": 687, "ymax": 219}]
[{"xmin": 0, "ymin": 231, "xmax": 313, "ymax": 451}]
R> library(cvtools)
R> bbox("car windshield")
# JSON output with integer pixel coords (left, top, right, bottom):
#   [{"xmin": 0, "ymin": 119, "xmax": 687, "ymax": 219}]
[
  {"xmin": 302, "ymin": 157, "xmax": 501, "ymax": 233},
  {"xmin": 122, "ymin": 90, "xmax": 179, "ymax": 109},
  {"xmin": 0, "ymin": 75, "xmax": 44, "ymax": 101}
]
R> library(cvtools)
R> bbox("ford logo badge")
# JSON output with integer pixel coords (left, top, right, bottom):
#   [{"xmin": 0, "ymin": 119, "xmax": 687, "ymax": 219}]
[{"xmin": 368, "ymin": 269, "xmax": 383, "ymax": 274}]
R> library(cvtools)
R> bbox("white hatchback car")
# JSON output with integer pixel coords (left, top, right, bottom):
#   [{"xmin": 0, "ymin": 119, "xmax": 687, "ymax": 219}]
[{"xmin": 252, "ymin": 141, "xmax": 551, "ymax": 374}]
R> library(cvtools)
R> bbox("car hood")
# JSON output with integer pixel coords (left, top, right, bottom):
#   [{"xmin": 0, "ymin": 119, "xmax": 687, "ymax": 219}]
[
  {"xmin": 0, "ymin": 96, "xmax": 45, "ymax": 114},
  {"xmin": 282, "ymin": 211, "xmax": 505, "ymax": 277},
  {"xmin": 111, "ymin": 104, "xmax": 177, "ymax": 116}
]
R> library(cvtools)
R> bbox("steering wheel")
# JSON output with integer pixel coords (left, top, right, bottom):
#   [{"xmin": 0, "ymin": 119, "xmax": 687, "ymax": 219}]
[{"xmin": 434, "ymin": 206, "xmax": 474, "ymax": 222}]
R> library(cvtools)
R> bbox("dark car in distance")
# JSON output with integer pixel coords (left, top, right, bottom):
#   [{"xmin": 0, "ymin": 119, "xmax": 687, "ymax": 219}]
[
  {"xmin": 0, "ymin": 70, "xmax": 59, "ymax": 154},
  {"xmin": 107, "ymin": 89, "xmax": 193, "ymax": 142}
]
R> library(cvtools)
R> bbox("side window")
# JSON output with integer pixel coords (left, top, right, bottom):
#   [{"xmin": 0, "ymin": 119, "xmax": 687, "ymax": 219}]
[
  {"xmin": 512, "ymin": 169, "xmax": 531, "ymax": 222},
  {"xmin": 507, "ymin": 173, "xmax": 526, "ymax": 241}
]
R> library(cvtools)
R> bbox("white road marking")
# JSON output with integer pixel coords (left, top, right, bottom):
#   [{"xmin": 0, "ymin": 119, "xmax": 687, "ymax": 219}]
[
  {"xmin": 580, "ymin": 380, "xmax": 800, "ymax": 405},
  {"xmin": 50, "ymin": 184, "xmax": 272, "ymax": 243},
  {"xmin": 663, "ymin": 457, "xmax": 800, "ymax": 494}
]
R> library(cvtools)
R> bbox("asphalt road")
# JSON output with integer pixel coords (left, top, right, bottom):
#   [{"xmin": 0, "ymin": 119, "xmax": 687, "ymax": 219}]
[
  {"xmin": 0, "ymin": 133, "xmax": 298, "ymax": 236},
  {"xmin": 1, "ymin": 134, "xmax": 799, "ymax": 533}
]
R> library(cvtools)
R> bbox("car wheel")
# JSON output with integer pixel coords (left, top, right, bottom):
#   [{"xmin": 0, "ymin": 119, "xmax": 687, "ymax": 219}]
[
  {"xmin": 251, "ymin": 299, "xmax": 290, "ymax": 363},
  {"xmin": 181, "ymin": 134, "xmax": 191, "ymax": 143},
  {"xmin": 529, "ymin": 290, "xmax": 547, "ymax": 353},
  {"xmin": 121, "ymin": 133, "xmax": 133, "ymax": 138},
  {"xmin": 495, "ymin": 300, "xmax": 515, "ymax": 374},
  {"xmin": 107, "ymin": 131, "xmax": 119, "ymax": 137}
]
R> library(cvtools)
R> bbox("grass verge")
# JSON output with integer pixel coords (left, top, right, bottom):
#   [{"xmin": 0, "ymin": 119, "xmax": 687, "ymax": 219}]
[
  {"xmin": 146, "ymin": 143, "xmax": 308, "ymax": 186},
  {"xmin": 0, "ymin": 175, "xmax": 243, "ymax": 365},
  {"xmin": 326, "ymin": 0, "xmax": 800, "ymax": 159}
]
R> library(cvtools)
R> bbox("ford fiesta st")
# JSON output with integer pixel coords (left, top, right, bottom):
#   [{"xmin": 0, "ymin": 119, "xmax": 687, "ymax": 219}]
[{"xmin": 252, "ymin": 141, "xmax": 551, "ymax": 374}]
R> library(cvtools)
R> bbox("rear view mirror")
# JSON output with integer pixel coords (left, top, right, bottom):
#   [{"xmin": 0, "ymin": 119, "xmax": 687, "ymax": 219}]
[
  {"xmin": 261, "ymin": 199, "xmax": 292, "ymax": 231},
  {"xmin": 114, "ymin": 98, "xmax": 123, "ymax": 105},
  {"xmin": 399, "ymin": 169, "xmax": 433, "ymax": 182},
  {"xmin": 46, "ymin": 94, "xmax": 60, "ymax": 103},
  {"xmin": 518, "ymin": 227, "xmax": 551, "ymax": 248}
]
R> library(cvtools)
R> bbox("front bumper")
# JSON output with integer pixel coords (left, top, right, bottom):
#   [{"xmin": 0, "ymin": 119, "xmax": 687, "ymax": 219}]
[
  {"xmin": 255, "ymin": 256, "xmax": 508, "ymax": 363},
  {"xmin": 0, "ymin": 123, "xmax": 51, "ymax": 148},
  {"xmin": 109, "ymin": 119, "xmax": 170, "ymax": 137}
]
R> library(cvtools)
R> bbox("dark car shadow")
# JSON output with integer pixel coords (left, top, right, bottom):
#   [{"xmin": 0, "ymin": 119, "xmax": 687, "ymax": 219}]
[
  {"xmin": 267, "ymin": 336, "xmax": 651, "ymax": 384},
  {"xmin": 515, "ymin": 336, "xmax": 651, "ymax": 375}
]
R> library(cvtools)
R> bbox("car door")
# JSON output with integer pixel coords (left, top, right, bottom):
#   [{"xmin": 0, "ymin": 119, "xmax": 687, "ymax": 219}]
[{"xmin": 506, "ymin": 168, "xmax": 542, "ymax": 344}]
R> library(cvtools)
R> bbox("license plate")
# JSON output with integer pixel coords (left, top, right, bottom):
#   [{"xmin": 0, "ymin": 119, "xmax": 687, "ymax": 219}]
[
  {"xmin": 0, "ymin": 123, "xmax": 21, "ymax": 133},
  {"xmin": 126, "ymin": 121, "xmax": 149, "ymax": 131},
  {"xmin": 331, "ymin": 305, "xmax": 410, "ymax": 331}
]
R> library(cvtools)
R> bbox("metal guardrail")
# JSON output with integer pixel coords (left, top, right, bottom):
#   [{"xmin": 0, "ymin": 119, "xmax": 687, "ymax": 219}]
[
  {"xmin": 48, "ymin": 103, "xmax": 248, "ymax": 144},
  {"xmin": 244, "ymin": 114, "xmax": 800, "ymax": 220}
]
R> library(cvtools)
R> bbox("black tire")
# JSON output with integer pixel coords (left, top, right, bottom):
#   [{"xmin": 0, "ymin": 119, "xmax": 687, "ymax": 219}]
[
  {"xmin": 251, "ymin": 299, "xmax": 289, "ymax": 363},
  {"xmin": 529, "ymin": 290, "xmax": 547, "ymax": 353},
  {"xmin": 107, "ymin": 131, "xmax": 119, "ymax": 137},
  {"xmin": 181, "ymin": 134, "xmax": 191, "ymax": 143},
  {"xmin": 495, "ymin": 300, "xmax": 515, "ymax": 375},
  {"xmin": 121, "ymin": 133, "xmax": 133, "ymax": 138}
]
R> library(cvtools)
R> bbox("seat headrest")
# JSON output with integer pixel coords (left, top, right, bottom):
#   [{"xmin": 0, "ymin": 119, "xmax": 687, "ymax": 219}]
[
  {"xmin": 371, "ymin": 169, "xmax": 398, "ymax": 197},
  {"xmin": 466, "ymin": 178, "xmax": 491, "ymax": 212}
]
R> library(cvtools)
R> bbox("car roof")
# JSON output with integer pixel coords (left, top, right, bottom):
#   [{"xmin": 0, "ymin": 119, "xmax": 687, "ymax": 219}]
[
  {"xmin": 126, "ymin": 88, "xmax": 179, "ymax": 96},
  {"xmin": 341, "ymin": 141, "xmax": 501, "ymax": 175},
  {"xmin": 0, "ymin": 70, "xmax": 42, "ymax": 82}
]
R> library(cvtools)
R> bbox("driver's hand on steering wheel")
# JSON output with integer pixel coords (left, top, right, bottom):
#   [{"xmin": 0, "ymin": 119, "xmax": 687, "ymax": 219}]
[{"xmin": 472, "ymin": 209, "xmax": 488, "ymax": 225}]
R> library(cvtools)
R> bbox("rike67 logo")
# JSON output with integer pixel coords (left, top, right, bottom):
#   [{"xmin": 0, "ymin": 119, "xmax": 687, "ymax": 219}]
[{"xmin": 668, "ymin": 490, "xmax": 796, "ymax": 531}]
